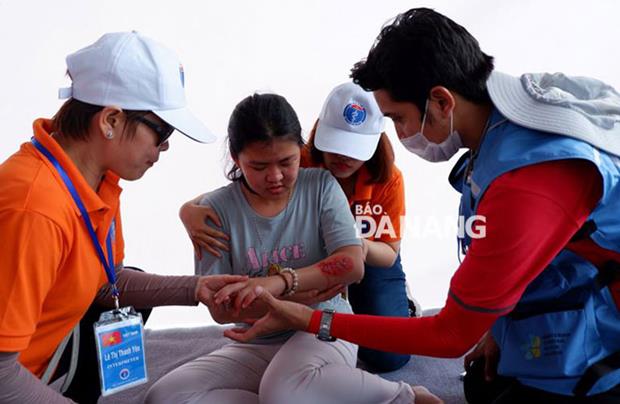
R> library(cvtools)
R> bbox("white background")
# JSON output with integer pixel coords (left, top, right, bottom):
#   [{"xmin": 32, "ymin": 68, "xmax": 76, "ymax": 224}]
[{"xmin": 1, "ymin": 0, "xmax": 618, "ymax": 329}]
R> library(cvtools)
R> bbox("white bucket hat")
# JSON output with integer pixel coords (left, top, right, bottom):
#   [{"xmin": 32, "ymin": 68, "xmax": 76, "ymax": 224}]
[
  {"xmin": 59, "ymin": 31, "xmax": 216, "ymax": 143},
  {"xmin": 487, "ymin": 71, "xmax": 620, "ymax": 157},
  {"xmin": 314, "ymin": 82, "xmax": 385, "ymax": 161}
]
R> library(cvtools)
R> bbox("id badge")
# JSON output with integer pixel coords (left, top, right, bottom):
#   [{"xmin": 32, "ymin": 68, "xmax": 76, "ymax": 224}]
[{"xmin": 94, "ymin": 306, "xmax": 148, "ymax": 396}]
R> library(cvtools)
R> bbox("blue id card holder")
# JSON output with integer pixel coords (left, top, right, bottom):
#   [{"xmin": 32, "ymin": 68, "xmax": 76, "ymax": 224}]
[{"xmin": 94, "ymin": 306, "xmax": 148, "ymax": 396}]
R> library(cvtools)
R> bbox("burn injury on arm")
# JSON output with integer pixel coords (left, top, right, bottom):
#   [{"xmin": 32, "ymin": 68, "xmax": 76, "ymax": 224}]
[
  {"xmin": 295, "ymin": 246, "xmax": 364, "ymax": 292},
  {"xmin": 318, "ymin": 255, "xmax": 355, "ymax": 277}
]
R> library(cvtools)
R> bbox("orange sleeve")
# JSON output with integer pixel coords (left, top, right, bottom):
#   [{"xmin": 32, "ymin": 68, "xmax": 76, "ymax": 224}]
[
  {"xmin": 370, "ymin": 169, "xmax": 406, "ymax": 242},
  {"xmin": 0, "ymin": 210, "xmax": 66, "ymax": 352}
]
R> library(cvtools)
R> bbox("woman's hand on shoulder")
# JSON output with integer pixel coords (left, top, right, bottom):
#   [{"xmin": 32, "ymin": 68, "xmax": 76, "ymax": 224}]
[{"xmin": 179, "ymin": 199, "xmax": 230, "ymax": 259}]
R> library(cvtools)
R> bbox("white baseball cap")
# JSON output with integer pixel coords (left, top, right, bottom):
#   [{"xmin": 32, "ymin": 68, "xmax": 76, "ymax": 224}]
[
  {"xmin": 59, "ymin": 31, "xmax": 216, "ymax": 143},
  {"xmin": 314, "ymin": 82, "xmax": 385, "ymax": 161}
]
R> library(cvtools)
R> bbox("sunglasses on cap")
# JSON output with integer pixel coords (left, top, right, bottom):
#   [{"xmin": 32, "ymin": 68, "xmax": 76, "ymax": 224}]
[{"xmin": 134, "ymin": 115, "xmax": 175, "ymax": 146}]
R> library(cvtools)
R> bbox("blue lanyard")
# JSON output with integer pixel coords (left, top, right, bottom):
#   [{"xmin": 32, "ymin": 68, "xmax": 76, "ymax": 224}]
[{"xmin": 31, "ymin": 138, "xmax": 120, "ymax": 307}]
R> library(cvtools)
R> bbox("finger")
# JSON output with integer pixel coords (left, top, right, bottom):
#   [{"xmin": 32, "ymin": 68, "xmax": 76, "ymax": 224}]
[
  {"xmin": 300, "ymin": 290, "xmax": 319, "ymax": 297},
  {"xmin": 204, "ymin": 226, "xmax": 231, "ymax": 243},
  {"xmin": 199, "ymin": 239, "xmax": 222, "ymax": 258},
  {"xmin": 238, "ymin": 318, "xmax": 257, "ymax": 325},
  {"xmin": 197, "ymin": 232, "xmax": 230, "ymax": 251},
  {"xmin": 192, "ymin": 240, "xmax": 203, "ymax": 260},
  {"xmin": 255, "ymin": 286, "xmax": 280, "ymax": 308},
  {"xmin": 315, "ymin": 284, "xmax": 345, "ymax": 301},
  {"xmin": 224, "ymin": 326, "xmax": 257, "ymax": 342},
  {"xmin": 464, "ymin": 351, "xmax": 476, "ymax": 371},
  {"xmin": 203, "ymin": 208, "xmax": 224, "ymax": 230},
  {"xmin": 214, "ymin": 282, "xmax": 247, "ymax": 304},
  {"xmin": 218, "ymin": 275, "xmax": 249, "ymax": 284},
  {"xmin": 226, "ymin": 327, "xmax": 249, "ymax": 334},
  {"xmin": 484, "ymin": 360, "xmax": 492, "ymax": 381},
  {"xmin": 193, "ymin": 235, "xmax": 224, "ymax": 257},
  {"xmin": 233, "ymin": 288, "xmax": 252, "ymax": 310},
  {"xmin": 290, "ymin": 289, "xmax": 318, "ymax": 301},
  {"xmin": 484, "ymin": 355, "xmax": 497, "ymax": 381},
  {"xmin": 243, "ymin": 289, "xmax": 262, "ymax": 309}
]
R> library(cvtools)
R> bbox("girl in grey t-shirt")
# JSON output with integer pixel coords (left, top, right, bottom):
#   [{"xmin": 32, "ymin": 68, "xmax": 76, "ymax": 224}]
[{"xmin": 145, "ymin": 93, "xmax": 414, "ymax": 404}]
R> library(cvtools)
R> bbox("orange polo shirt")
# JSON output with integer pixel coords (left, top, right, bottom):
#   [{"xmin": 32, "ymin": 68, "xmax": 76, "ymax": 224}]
[
  {"xmin": 301, "ymin": 148, "xmax": 405, "ymax": 242},
  {"xmin": 0, "ymin": 119, "xmax": 124, "ymax": 377}
]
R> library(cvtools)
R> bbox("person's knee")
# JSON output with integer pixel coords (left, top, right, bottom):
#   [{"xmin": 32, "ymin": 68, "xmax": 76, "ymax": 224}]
[
  {"xmin": 144, "ymin": 373, "xmax": 197, "ymax": 404},
  {"xmin": 258, "ymin": 370, "xmax": 291, "ymax": 404},
  {"xmin": 359, "ymin": 348, "xmax": 411, "ymax": 373},
  {"xmin": 144, "ymin": 380, "xmax": 172, "ymax": 404},
  {"xmin": 258, "ymin": 379, "xmax": 288, "ymax": 404},
  {"xmin": 259, "ymin": 364, "xmax": 316, "ymax": 404}
]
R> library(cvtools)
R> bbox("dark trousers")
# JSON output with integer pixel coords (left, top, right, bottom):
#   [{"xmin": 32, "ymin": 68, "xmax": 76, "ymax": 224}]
[
  {"xmin": 464, "ymin": 357, "xmax": 620, "ymax": 404},
  {"xmin": 348, "ymin": 254, "xmax": 411, "ymax": 373},
  {"xmin": 52, "ymin": 267, "xmax": 152, "ymax": 404}
]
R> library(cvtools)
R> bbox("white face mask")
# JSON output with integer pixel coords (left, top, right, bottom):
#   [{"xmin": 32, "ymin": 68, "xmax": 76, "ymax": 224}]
[{"xmin": 400, "ymin": 99, "xmax": 463, "ymax": 162}]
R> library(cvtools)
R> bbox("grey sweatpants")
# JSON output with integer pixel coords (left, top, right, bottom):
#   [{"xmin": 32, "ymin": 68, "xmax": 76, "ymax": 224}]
[{"xmin": 144, "ymin": 331, "xmax": 414, "ymax": 404}]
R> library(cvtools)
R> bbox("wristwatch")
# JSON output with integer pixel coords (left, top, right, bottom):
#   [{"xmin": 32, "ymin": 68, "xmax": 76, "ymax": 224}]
[{"xmin": 316, "ymin": 309, "xmax": 337, "ymax": 342}]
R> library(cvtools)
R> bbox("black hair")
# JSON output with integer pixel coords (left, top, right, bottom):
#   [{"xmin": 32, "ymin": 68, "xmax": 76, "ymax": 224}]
[
  {"xmin": 351, "ymin": 8, "xmax": 494, "ymax": 112},
  {"xmin": 227, "ymin": 93, "xmax": 303, "ymax": 181},
  {"xmin": 52, "ymin": 71, "xmax": 150, "ymax": 141}
]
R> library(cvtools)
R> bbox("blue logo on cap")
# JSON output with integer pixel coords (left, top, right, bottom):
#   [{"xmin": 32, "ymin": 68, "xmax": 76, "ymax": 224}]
[{"xmin": 343, "ymin": 103, "xmax": 366, "ymax": 126}]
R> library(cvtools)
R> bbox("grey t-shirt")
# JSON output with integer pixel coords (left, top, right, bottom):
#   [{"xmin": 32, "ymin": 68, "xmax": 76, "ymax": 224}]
[{"xmin": 196, "ymin": 168, "xmax": 360, "ymax": 317}]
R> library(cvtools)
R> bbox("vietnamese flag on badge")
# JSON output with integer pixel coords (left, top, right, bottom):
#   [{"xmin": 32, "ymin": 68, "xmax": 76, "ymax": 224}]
[{"xmin": 102, "ymin": 331, "xmax": 122, "ymax": 347}]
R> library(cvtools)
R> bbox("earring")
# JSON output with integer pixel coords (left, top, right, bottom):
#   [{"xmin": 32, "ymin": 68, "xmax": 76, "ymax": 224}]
[{"xmin": 105, "ymin": 130, "xmax": 114, "ymax": 139}]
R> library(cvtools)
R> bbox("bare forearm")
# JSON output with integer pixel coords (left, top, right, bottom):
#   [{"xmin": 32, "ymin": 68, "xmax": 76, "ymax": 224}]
[
  {"xmin": 0, "ymin": 352, "xmax": 74, "ymax": 404},
  {"xmin": 179, "ymin": 194, "xmax": 206, "ymax": 222},
  {"xmin": 364, "ymin": 239, "xmax": 398, "ymax": 267},
  {"xmin": 295, "ymin": 247, "xmax": 364, "ymax": 292},
  {"xmin": 96, "ymin": 269, "xmax": 200, "ymax": 309}
]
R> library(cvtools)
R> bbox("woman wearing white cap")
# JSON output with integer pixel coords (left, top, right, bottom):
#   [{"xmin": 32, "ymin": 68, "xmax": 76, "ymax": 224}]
[
  {"xmin": 0, "ymin": 32, "xmax": 246, "ymax": 403},
  {"xmin": 223, "ymin": 8, "xmax": 620, "ymax": 404},
  {"xmin": 304, "ymin": 82, "xmax": 416, "ymax": 372},
  {"xmin": 180, "ymin": 82, "xmax": 417, "ymax": 373},
  {"xmin": 148, "ymin": 92, "xmax": 440, "ymax": 404}
]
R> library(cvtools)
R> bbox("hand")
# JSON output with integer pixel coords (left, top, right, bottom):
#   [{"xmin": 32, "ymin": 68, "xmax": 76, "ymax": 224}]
[
  {"xmin": 214, "ymin": 276, "xmax": 287, "ymax": 314},
  {"xmin": 195, "ymin": 275, "xmax": 248, "ymax": 306},
  {"xmin": 411, "ymin": 386, "xmax": 443, "ymax": 404},
  {"xmin": 179, "ymin": 202, "xmax": 230, "ymax": 259},
  {"xmin": 463, "ymin": 331, "xmax": 499, "ymax": 382},
  {"xmin": 224, "ymin": 286, "xmax": 314, "ymax": 342},
  {"xmin": 285, "ymin": 284, "xmax": 345, "ymax": 306}
]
